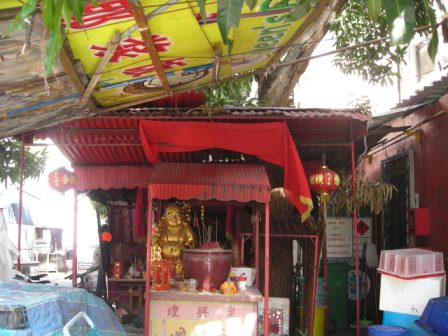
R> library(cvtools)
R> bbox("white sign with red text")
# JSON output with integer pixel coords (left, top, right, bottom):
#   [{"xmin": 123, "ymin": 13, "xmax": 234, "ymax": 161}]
[{"xmin": 326, "ymin": 217, "xmax": 372, "ymax": 258}]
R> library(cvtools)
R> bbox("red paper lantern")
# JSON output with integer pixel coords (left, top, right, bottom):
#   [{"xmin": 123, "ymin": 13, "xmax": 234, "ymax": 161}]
[
  {"xmin": 309, "ymin": 165, "xmax": 340, "ymax": 203},
  {"xmin": 48, "ymin": 167, "xmax": 75, "ymax": 193}
]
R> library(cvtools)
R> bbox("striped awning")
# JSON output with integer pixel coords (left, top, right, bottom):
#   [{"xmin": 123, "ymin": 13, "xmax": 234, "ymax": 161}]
[{"xmin": 148, "ymin": 162, "xmax": 271, "ymax": 203}]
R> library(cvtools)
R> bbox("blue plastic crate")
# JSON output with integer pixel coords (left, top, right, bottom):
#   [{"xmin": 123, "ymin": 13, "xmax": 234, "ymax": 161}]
[
  {"xmin": 416, "ymin": 296, "xmax": 448, "ymax": 336},
  {"xmin": 383, "ymin": 311, "xmax": 427, "ymax": 336}
]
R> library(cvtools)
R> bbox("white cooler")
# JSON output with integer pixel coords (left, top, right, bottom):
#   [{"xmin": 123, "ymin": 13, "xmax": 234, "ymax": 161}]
[{"xmin": 379, "ymin": 273, "xmax": 446, "ymax": 316}]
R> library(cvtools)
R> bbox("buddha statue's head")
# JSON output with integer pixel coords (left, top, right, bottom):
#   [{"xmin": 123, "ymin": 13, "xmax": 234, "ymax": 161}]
[{"xmin": 164, "ymin": 204, "xmax": 186, "ymax": 229}]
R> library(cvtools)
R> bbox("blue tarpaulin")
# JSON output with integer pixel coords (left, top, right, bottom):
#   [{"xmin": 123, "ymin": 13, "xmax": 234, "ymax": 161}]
[{"xmin": 0, "ymin": 281, "xmax": 125, "ymax": 336}]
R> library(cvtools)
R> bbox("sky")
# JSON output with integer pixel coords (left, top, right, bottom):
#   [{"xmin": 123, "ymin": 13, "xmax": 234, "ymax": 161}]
[
  {"xmin": 294, "ymin": 33, "xmax": 399, "ymax": 115},
  {"xmin": 11, "ymin": 143, "xmax": 99, "ymax": 261},
  {"xmin": 294, "ymin": 29, "xmax": 448, "ymax": 115}
]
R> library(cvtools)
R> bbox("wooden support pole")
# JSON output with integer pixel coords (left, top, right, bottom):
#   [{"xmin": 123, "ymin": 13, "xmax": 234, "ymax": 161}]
[
  {"xmin": 59, "ymin": 47, "xmax": 97, "ymax": 112},
  {"xmin": 81, "ymin": 32, "xmax": 121, "ymax": 105},
  {"xmin": 16, "ymin": 135, "xmax": 25, "ymax": 271},
  {"xmin": 212, "ymin": 47, "xmax": 222, "ymax": 82},
  {"xmin": 129, "ymin": 2, "xmax": 171, "ymax": 93}
]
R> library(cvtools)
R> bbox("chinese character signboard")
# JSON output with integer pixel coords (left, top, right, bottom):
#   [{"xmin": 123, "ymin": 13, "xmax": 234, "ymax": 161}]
[
  {"xmin": 151, "ymin": 299, "xmax": 258, "ymax": 335},
  {"xmin": 48, "ymin": 167, "xmax": 76, "ymax": 194},
  {"xmin": 326, "ymin": 217, "xmax": 372, "ymax": 258},
  {"xmin": 60, "ymin": 0, "xmax": 321, "ymax": 108}
]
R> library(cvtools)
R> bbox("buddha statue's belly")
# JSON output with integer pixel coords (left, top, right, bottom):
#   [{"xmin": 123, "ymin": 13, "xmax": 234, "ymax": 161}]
[{"xmin": 161, "ymin": 241, "xmax": 183, "ymax": 259}]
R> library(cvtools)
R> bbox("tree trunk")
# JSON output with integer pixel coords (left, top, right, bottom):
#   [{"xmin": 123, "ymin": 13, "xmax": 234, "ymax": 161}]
[{"xmin": 257, "ymin": 0, "xmax": 346, "ymax": 106}]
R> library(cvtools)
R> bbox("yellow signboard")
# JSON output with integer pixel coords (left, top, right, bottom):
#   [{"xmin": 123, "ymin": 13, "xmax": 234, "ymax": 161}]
[
  {"xmin": 63, "ymin": 0, "xmax": 319, "ymax": 107},
  {"xmin": 3, "ymin": 0, "xmax": 320, "ymax": 108},
  {"xmin": 0, "ymin": 1, "xmax": 25, "ymax": 9}
]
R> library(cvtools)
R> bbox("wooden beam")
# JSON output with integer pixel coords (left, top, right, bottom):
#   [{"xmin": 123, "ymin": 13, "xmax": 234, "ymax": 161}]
[
  {"xmin": 129, "ymin": 1, "xmax": 171, "ymax": 93},
  {"xmin": 212, "ymin": 47, "xmax": 222, "ymax": 82},
  {"xmin": 59, "ymin": 46, "xmax": 97, "ymax": 111},
  {"xmin": 81, "ymin": 32, "xmax": 121, "ymax": 105}
]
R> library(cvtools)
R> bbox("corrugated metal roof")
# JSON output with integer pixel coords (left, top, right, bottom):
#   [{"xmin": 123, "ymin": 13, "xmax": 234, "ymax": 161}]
[
  {"xmin": 393, "ymin": 73, "xmax": 448, "ymax": 109},
  {"xmin": 74, "ymin": 166, "xmax": 152, "ymax": 191},
  {"xmin": 37, "ymin": 107, "xmax": 369, "ymax": 167},
  {"xmin": 107, "ymin": 106, "xmax": 369, "ymax": 122},
  {"xmin": 149, "ymin": 162, "xmax": 271, "ymax": 203}
]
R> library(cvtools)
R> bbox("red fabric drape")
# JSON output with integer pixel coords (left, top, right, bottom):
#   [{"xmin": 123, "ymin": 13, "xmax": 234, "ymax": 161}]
[
  {"xmin": 133, "ymin": 188, "xmax": 147, "ymax": 241},
  {"xmin": 139, "ymin": 120, "xmax": 313, "ymax": 219}
]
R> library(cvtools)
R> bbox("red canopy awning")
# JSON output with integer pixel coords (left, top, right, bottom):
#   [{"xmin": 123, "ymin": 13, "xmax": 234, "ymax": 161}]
[
  {"xmin": 148, "ymin": 162, "xmax": 271, "ymax": 203},
  {"xmin": 140, "ymin": 120, "xmax": 312, "ymax": 218}
]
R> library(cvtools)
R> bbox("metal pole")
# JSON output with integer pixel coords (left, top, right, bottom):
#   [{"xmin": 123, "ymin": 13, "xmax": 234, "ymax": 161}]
[
  {"xmin": 144, "ymin": 198, "xmax": 153, "ymax": 335},
  {"xmin": 310, "ymin": 235, "xmax": 319, "ymax": 336},
  {"xmin": 350, "ymin": 123, "xmax": 360, "ymax": 336},
  {"xmin": 16, "ymin": 135, "xmax": 25, "ymax": 271},
  {"xmin": 263, "ymin": 203, "xmax": 270, "ymax": 335},
  {"xmin": 72, "ymin": 190, "xmax": 78, "ymax": 287},
  {"xmin": 254, "ymin": 205, "xmax": 260, "ymax": 287}
]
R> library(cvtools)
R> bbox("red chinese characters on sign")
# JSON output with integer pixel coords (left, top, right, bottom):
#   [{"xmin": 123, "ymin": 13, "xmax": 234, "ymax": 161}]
[
  {"xmin": 123, "ymin": 58, "xmax": 186, "ymax": 78},
  {"xmin": 48, "ymin": 167, "xmax": 75, "ymax": 194},
  {"xmin": 196, "ymin": 306, "xmax": 209, "ymax": 319},
  {"xmin": 227, "ymin": 305, "xmax": 237, "ymax": 318},
  {"xmin": 167, "ymin": 304, "xmax": 179, "ymax": 318},
  {"xmin": 90, "ymin": 36, "xmax": 172, "ymax": 62},
  {"xmin": 70, "ymin": 0, "xmax": 132, "ymax": 30}
]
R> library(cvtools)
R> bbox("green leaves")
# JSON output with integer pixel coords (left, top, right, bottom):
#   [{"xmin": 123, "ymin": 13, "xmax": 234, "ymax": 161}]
[
  {"xmin": 330, "ymin": 0, "xmax": 400, "ymax": 85},
  {"xmin": 0, "ymin": 138, "xmax": 47, "ymax": 185},
  {"xmin": 245, "ymin": 0, "xmax": 257, "ymax": 10},
  {"xmin": 70, "ymin": 0, "xmax": 88, "ymax": 24},
  {"xmin": 9, "ymin": 0, "xmax": 96, "ymax": 76},
  {"xmin": 197, "ymin": 0, "xmax": 258, "ymax": 53},
  {"xmin": 288, "ymin": 2, "xmax": 311, "ymax": 20},
  {"xmin": 382, "ymin": 0, "xmax": 415, "ymax": 45},
  {"xmin": 201, "ymin": 75, "xmax": 259, "ymax": 107},
  {"xmin": 41, "ymin": 0, "xmax": 64, "ymax": 76},
  {"xmin": 422, "ymin": 0, "xmax": 438, "ymax": 62},
  {"xmin": 61, "ymin": 1, "xmax": 73, "ymax": 27},
  {"xmin": 196, "ymin": 0, "xmax": 207, "ymax": 23},
  {"xmin": 367, "ymin": 0, "xmax": 382, "ymax": 22},
  {"xmin": 217, "ymin": 0, "xmax": 245, "ymax": 52},
  {"xmin": 8, "ymin": 0, "xmax": 38, "ymax": 32},
  {"xmin": 287, "ymin": 0, "xmax": 317, "ymax": 21}
]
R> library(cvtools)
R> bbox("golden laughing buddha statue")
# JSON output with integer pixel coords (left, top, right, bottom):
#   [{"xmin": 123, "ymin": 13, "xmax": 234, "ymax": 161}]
[{"xmin": 154, "ymin": 203, "xmax": 196, "ymax": 276}]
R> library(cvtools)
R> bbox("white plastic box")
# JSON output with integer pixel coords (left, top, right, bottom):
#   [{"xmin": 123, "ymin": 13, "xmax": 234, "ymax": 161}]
[
  {"xmin": 378, "ymin": 248, "xmax": 444, "ymax": 279},
  {"xmin": 258, "ymin": 297, "xmax": 290, "ymax": 336},
  {"xmin": 379, "ymin": 273, "xmax": 446, "ymax": 316}
]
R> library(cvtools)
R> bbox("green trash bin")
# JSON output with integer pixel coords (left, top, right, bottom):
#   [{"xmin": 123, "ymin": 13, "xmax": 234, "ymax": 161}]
[{"xmin": 328, "ymin": 263, "xmax": 352, "ymax": 331}]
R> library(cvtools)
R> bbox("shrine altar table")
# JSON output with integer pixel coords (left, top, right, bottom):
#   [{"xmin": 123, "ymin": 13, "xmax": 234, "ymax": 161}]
[{"xmin": 150, "ymin": 287, "xmax": 263, "ymax": 336}]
